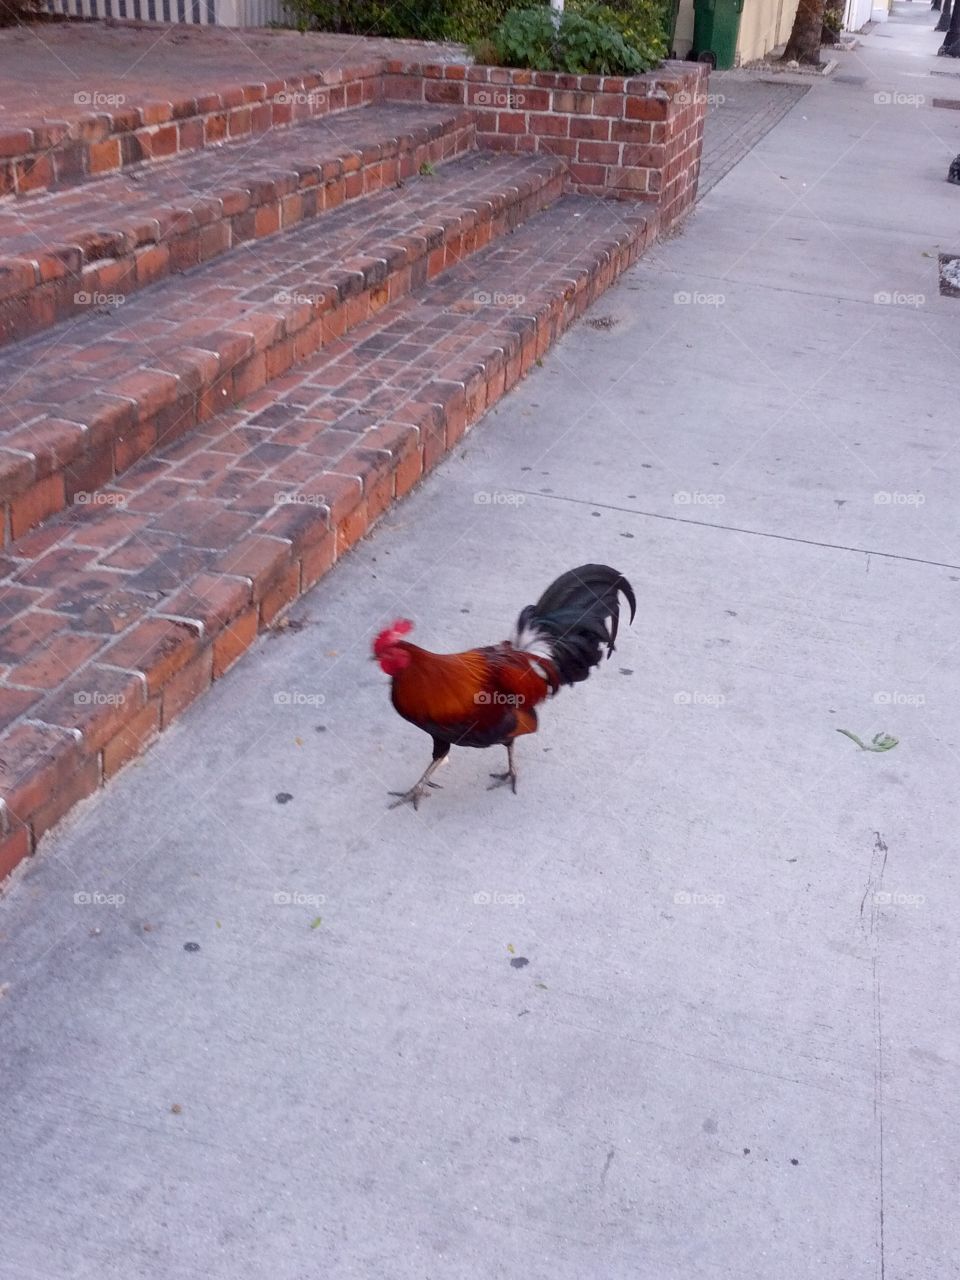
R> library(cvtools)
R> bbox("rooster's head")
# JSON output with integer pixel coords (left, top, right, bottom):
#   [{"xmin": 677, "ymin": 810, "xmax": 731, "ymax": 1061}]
[{"xmin": 372, "ymin": 619, "xmax": 413, "ymax": 675}]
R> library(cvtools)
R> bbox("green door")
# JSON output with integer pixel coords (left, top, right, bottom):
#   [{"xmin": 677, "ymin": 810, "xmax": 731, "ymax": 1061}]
[{"xmin": 692, "ymin": 0, "xmax": 744, "ymax": 69}]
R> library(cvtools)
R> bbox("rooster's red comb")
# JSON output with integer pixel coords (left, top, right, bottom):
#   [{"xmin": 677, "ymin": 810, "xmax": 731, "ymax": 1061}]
[{"xmin": 373, "ymin": 618, "xmax": 414, "ymax": 658}]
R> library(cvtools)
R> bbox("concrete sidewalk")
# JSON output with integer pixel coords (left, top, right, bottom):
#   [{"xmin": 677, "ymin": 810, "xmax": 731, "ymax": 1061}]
[{"xmin": 2, "ymin": 6, "xmax": 959, "ymax": 1277}]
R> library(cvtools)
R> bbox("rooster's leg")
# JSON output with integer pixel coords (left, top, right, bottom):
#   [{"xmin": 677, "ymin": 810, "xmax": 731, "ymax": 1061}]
[
  {"xmin": 488, "ymin": 742, "xmax": 518, "ymax": 794},
  {"xmin": 389, "ymin": 742, "xmax": 449, "ymax": 810}
]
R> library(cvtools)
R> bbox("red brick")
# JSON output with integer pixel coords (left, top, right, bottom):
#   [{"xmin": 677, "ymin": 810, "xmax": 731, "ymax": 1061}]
[
  {"xmin": 0, "ymin": 686, "xmax": 39, "ymax": 730},
  {"xmin": 0, "ymin": 258, "xmax": 37, "ymax": 302},
  {"xmin": 112, "ymin": 369, "xmax": 180, "ymax": 420},
  {"xmin": 0, "ymin": 821, "xmax": 31, "ymax": 882},
  {"xmin": 101, "ymin": 698, "xmax": 161, "ymax": 779},
  {"xmin": 135, "ymin": 243, "xmax": 172, "ymax": 288},
  {"xmin": 31, "ymin": 755, "xmax": 100, "ymax": 842},
  {"xmin": 178, "ymin": 118, "xmax": 204, "ymax": 152},
  {"xmin": 0, "ymin": 722, "xmax": 81, "ymax": 825},
  {"xmin": 160, "ymin": 573, "xmax": 250, "ymax": 637},
  {"xmin": 577, "ymin": 141, "xmax": 620, "ymax": 165},
  {"xmin": 101, "ymin": 619, "xmax": 199, "ymax": 696},
  {"xmin": 497, "ymin": 112, "xmax": 527, "ymax": 135},
  {"xmin": 0, "ymin": 128, "xmax": 33, "ymax": 158},
  {"xmin": 8, "ymin": 633, "xmax": 104, "ymax": 692},
  {"xmin": 2, "ymin": 419, "xmax": 85, "ymax": 479},
  {"xmin": 527, "ymin": 112, "xmax": 569, "ymax": 138},
  {"xmin": 570, "ymin": 117, "xmax": 611, "ymax": 141},
  {"xmin": 212, "ymin": 606, "xmax": 258, "ymax": 677},
  {"xmin": 14, "ymin": 153, "xmax": 53, "ymax": 193},
  {"xmin": 88, "ymin": 138, "xmax": 121, "ymax": 175},
  {"xmin": 214, "ymin": 533, "xmax": 290, "ymax": 600},
  {"xmin": 622, "ymin": 142, "xmax": 666, "ymax": 168},
  {"xmin": 161, "ymin": 648, "xmax": 213, "ymax": 724},
  {"xmin": 142, "ymin": 124, "xmax": 178, "ymax": 158},
  {"xmin": 300, "ymin": 531, "xmax": 337, "ymax": 589},
  {"xmin": 259, "ymin": 561, "xmax": 300, "ymax": 626},
  {"xmin": 625, "ymin": 93, "xmax": 670, "ymax": 122},
  {"xmin": 10, "ymin": 474, "xmax": 65, "ymax": 540}
]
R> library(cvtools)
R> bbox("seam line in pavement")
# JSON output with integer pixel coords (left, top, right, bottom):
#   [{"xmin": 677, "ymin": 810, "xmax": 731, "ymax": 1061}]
[{"xmin": 515, "ymin": 491, "xmax": 960, "ymax": 571}]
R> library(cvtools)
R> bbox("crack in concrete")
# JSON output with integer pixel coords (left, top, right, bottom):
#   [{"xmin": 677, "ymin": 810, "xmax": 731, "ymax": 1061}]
[{"xmin": 513, "ymin": 491, "xmax": 960, "ymax": 571}]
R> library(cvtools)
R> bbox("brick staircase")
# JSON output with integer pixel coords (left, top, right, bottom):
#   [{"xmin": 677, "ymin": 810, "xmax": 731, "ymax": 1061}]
[{"xmin": 0, "ymin": 53, "xmax": 706, "ymax": 882}]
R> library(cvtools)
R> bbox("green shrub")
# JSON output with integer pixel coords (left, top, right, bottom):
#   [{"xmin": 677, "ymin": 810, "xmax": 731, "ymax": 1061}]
[
  {"xmin": 282, "ymin": 0, "xmax": 666, "ymax": 73},
  {"xmin": 488, "ymin": 5, "xmax": 660, "ymax": 75},
  {"xmin": 285, "ymin": 0, "xmax": 514, "ymax": 45},
  {"xmin": 580, "ymin": 0, "xmax": 671, "ymax": 59}
]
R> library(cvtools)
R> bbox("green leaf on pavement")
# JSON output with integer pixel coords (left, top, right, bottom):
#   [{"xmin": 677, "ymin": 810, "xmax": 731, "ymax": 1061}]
[{"xmin": 836, "ymin": 728, "xmax": 898, "ymax": 752}]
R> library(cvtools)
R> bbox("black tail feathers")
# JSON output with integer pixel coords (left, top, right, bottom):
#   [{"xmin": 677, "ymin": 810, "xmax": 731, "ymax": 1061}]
[{"xmin": 513, "ymin": 564, "xmax": 636, "ymax": 687}]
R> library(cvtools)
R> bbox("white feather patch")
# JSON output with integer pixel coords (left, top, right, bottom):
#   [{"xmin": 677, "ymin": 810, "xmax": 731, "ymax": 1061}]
[{"xmin": 512, "ymin": 623, "xmax": 554, "ymax": 660}]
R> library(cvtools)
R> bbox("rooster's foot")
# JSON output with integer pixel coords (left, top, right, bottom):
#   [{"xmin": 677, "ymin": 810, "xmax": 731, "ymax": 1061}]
[
  {"xmin": 388, "ymin": 781, "xmax": 440, "ymax": 810},
  {"xmin": 487, "ymin": 770, "xmax": 518, "ymax": 795}
]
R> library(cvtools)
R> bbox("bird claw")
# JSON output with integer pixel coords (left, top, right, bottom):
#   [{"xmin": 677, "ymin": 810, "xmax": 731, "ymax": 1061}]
[
  {"xmin": 389, "ymin": 780, "xmax": 443, "ymax": 809},
  {"xmin": 487, "ymin": 771, "xmax": 518, "ymax": 795}
]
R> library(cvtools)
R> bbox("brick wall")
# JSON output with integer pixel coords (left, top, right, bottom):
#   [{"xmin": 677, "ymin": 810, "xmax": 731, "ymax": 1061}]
[
  {"xmin": 0, "ymin": 55, "xmax": 708, "ymax": 226},
  {"xmin": 382, "ymin": 60, "xmax": 710, "ymax": 227}
]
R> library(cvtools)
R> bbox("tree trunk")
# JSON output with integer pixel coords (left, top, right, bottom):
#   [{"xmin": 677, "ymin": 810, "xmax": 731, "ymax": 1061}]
[
  {"xmin": 822, "ymin": 0, "xmax": 844, "ymax": 43},
  {"xmin": 940, "ymin": 0, "xmax": 960, "ymax": 52},
  {"xmin": 781, "ymin": 0, "xmax": 827, "ymax": 64},
  {"xmin": 936, "ymin": 0, "xmax": 953, "ymax": 32}
]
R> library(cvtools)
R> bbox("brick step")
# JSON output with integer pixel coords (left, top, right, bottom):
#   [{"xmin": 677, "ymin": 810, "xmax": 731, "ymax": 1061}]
[
  {"xmin": 0, "ymin": 101, "xmax": 475, "ymax": 348},
  {"xmin": 0, "ymin": 58, "xmax": 385, "ymax": 199},
  {"xmin": 0, "ymin": 150, "xmax": 566, "ymax": 545},
  {"xmin": 0, "ymin": 195, "xmax": 655, "ymax": 879}
]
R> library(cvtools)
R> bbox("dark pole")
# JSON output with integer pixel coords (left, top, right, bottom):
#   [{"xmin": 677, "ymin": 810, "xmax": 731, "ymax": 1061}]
[
  {"xmin": 940, "ymin": 0, "xmax": 960, "ymax": 51},
  {"xmin": 932, "ymin": 0, "xmax": 941, "ymax": 11},
  {"xmin": 936, "ymin": 0, "xmax": 953, "ymax": 31}
]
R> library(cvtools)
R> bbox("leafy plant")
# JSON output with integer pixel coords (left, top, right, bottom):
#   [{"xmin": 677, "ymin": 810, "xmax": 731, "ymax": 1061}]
[
  {"xmin": 488, "ymin": 4, "xmax": 659, "ymax": 75},
  {"xmin": 574, "ymin": 0, "xmax": 668, "ymax": 64},
  {"xmin": 284, "ymin": 0, "xmax": 514, "ymax": 45}
]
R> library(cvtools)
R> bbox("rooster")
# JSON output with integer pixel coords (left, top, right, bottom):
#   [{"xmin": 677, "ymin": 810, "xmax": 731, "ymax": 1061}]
[{"xmin": 373, "ymin": 564, "xmax": 636, "ymax": 809}]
